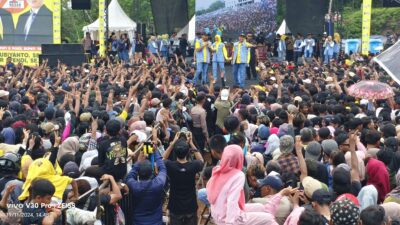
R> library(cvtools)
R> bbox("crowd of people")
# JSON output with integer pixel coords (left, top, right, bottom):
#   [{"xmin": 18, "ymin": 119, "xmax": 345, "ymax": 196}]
[
  {"xmin": 0, "ymin": 23, "xmax": 400, "ymax": 225},
  {"xmin": 196, "ymin": 1, "xmax": 277, "ymax": 40}
]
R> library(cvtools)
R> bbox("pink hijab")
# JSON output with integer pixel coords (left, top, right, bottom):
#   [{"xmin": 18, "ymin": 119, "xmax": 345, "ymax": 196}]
[
  {"xmin": 206, "ymin": 145, "xmax": 245, "ymax": 210},
  {"xmin": 366, "ymin": 158, "xmax": 390, "ymax": 203}
]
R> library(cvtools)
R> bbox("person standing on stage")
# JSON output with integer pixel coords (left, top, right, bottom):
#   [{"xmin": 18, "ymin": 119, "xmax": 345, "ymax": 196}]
[
  {"xmin": 232, "ymin": 33, "xmax": 255, "ymax": 89},
  {"xmin": 304, "ymin": 33, "xmax": 315, "ymax": 58},
  {"xmin": 211, "ymin": 34, "xmax": 230, "ymax": 86},
  {"xmin": 246, "ymin": 33, "xmax": 258, "ymax": 80},
  {"xmin": 194, "ymin": 33, "xmax": 211, "ymax": 85}
]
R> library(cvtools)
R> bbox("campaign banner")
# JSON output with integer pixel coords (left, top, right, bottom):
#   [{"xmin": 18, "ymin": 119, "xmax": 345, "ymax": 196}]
[
  {"xmin": 195, "ymin": 0, "xmax": 277, "ymax": 40},
  {"xmin": 0, "ymin": 0, "xmax": 61, "ymax": 66},
  {"xmin": 98, "ymin": 0, "xmax": 105, "ymax": 57},
  {"xmin": 361, "ymin": 0, "xmax": 372, "ymax": 55}
]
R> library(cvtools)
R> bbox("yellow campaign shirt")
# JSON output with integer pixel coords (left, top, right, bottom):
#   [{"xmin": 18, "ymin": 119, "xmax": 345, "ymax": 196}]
[
  {"xmin": 119, "ymin": 110, "xmax": 128, "ymax": 121},
  {"xmin": 195, "ymin": 40, "xmax": 208, "ymax": 62},
  {"xmin": 235, "ymin": 42, "xmax": 251, "ymax": 64},
  {"xmin": 213, "ymin": 43, "xmax": 229, "ymax": 60}
]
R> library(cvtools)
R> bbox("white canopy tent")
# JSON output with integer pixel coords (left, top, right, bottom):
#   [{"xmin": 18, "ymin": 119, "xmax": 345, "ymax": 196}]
[
  {"xmin": 177, "ymin": 15, "xmax": 196, "ymax": 43},
  {"xmin": 276, "ymin": 20, "xmax": 291, "ymax": 35},
  {"xmin": 82, "ymin": 0, "xmax": 136, "ymax": 40}
]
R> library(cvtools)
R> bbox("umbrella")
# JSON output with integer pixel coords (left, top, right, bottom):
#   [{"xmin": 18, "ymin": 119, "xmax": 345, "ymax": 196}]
[{"xmin": 348, "ymin": 80, "xmax": 394, "ymax": 100}]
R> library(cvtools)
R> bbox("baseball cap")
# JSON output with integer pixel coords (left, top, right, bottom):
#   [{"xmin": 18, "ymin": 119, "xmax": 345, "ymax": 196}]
[
  {"xmin": 221, "ymin": 89, "xmax": 229, "ymax": 101},
  {"xmin": 151, "ymin": 98, "xmax": 161, "ymax": 106},
  {"xmin": 321, "ymin": 139, "xmax": 338, "ymax": 156},
  {"xmin": 41, "ymin": 122, "xmax": 59, "ymax": 135},
  {"xmin": 257, "ymin": 175, "xmax": 283, "ymax": 191},
  {"xmin": 305, "ymin": 141, "xmax": 322, "ymax": 160},
  {"xmin": 302, "ymin": 176, "xmax": 323, "ymax": 198},
  {"xmin": 311, "ymin": 188, "xmax": 332, "ymax": 204}
]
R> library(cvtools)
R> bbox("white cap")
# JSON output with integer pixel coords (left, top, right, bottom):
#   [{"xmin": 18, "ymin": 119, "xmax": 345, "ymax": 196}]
[
  {"xmin": 303, "ymin": 79, "xmax": 311, "ymax": 84},
  {"xmin": 360, "ymin": 99, "xmax": 369, "ymax": 105},
  {"xmin": 349, "ymin": 71, "xmax": 356, "ymax": 77},
  {"xmin": 180, "ymin": 88, "xmax": 188, "ymax": 96},
  {"xmin": 130, "ymin": 130, "xmax": 147, "ymax": 142},
  {"xmin": 294, "ymin": 96, "xmax": 303, "ymax": 102},
  {"xmin": 325, "ymin": 77, "xmax": 333, "ymax": 82},
  {"xmin": 0, "ymin": 90, "xmax": 9, "ymax": 98},
  {"xmin": 221, "ymin": 89, "xmax": 229, "ymax": 101}
]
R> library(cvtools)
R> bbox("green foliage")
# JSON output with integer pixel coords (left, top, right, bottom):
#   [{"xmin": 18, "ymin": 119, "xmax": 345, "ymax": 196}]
[
  {"xmin": 196, "ymin": 0, "xmax": 225, "ymax": 16},
  {"xmin": 188, "ymin": 0, "xmax": 195, "ymax": 18},
  {"xmin": 341, "ymin": 7, "xmax": 400, "ymax": 38},
  {"xmin": 62, "ymin": 0, "xmax": 195, "ymax": 42}
]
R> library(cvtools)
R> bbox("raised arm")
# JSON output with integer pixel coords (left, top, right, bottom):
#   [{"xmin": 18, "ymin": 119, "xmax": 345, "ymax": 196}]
[
  {"xmin": 349, "ymin": 132, "xmax": 360, "ymax": 182},
  {"xmin": 296, "ymin": 136, "xmax": 307, "ymax": 182}
]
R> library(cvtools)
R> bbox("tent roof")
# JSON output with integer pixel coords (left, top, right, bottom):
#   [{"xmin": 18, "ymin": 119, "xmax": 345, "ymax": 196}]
[
  {"xmin": 177, "ymin": 15, "xmax": 196, "ymax": 42},
  {"xmin": 82, "ymin": 0, "xmax": 136, "ymax": 32},
  {"xmin": 276, "ymin": 20, "xmax": 291, "ymax": 35}
]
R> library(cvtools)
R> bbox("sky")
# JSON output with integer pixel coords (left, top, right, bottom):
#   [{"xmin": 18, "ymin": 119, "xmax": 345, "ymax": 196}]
[{"xmin": 196, "ymin": 0, "xmax": 221, "ymax": 11}]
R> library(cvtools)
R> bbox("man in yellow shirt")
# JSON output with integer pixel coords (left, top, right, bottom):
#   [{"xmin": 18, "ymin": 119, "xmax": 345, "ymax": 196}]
[
  {"xmin": 232, "ymin": 33, "xmax": 254, "ymax": 88},
  {"xmin": 194, "ymin": 33, "xmax": 211, "ymax": 85}
]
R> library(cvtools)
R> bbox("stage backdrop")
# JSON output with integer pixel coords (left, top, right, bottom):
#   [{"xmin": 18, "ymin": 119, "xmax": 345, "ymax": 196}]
[
  {"xmin": 195, "ymin": 0, "xmax": 277, "ymax": 40},
  {"xmin": 286, "ymin": 0, "xmax": 328, "ymax": 35},
  {"xmin": 0, "ymin": 0, "xmax": 61, "ymax": 66}
]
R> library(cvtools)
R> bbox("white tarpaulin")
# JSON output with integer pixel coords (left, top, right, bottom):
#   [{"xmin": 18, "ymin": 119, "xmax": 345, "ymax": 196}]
[
  {"xmin": 276, "ymin": 19, "xmax": 291, "ymax": 35},
  {"xmin": 82, "ymin": 0, "xmax": 136, "ymax": 40},
  {"xmin": 374, "ymin": 40, "xmax": 400, "ymax": 84},
  {"xmin": 177, "ymin": 15, "xmax": 196, "ymax": 43}
]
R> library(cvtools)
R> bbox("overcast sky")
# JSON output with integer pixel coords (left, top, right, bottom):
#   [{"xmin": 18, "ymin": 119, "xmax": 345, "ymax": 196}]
[{"xmin": 196, "ymin": 0, "xmax": 221, "ymax": 11}]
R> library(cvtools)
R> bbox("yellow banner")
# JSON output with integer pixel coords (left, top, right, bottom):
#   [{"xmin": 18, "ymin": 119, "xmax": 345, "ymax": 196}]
[
  {"xmin": 0, "ymin": 46, "xmax": 41, "ymax": 66},
  {"xmin": 98, "ymin": 0, "xmax": 106, "ymax": 57},
  {"xmin": 361, "ymin": 0, "xmax": 372, "ymax": 55},
  {"xmin": 0, "ymin": 0, "xmax": 61, "ymax": 66},
  {"xmin": 53, "ymin": 0, "xmax": 61, "ymax": 44}
]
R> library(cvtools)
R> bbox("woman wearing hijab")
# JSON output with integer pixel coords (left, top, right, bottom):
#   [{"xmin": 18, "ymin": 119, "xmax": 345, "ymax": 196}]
[
  {"xmin": 211, "ymin": 34, "xmax": 230, "ymax": 86},
  {"xmin": 206, "ymin": 144, "xmax": 289, "ymax": 225},
  {"xmin": 57, "ymin": 136, "xmax": 79, "ymax": 162},
  {"xmin": 366, "ymin": 158, "xmax": 390, "ymax": 203},
  {"xmin": 357, "ymin": 185, "xmax": 378, "ymax": 210}
]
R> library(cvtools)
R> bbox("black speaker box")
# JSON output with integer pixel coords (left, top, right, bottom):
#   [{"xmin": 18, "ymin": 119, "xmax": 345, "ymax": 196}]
[
  {"xmin": 72, "ymin": 0, "xmax": 91, "ymax": 10},
  {"xmin": 39, "ymin": 54, "xmax": 89, "ymax": 67},
  {"xmin": 286, "ymin": 0, "xmax": 328, "ymax": 35},
  {"xmin": 41, "ymin": 44, "xmax": 83, "ymax": 54}
]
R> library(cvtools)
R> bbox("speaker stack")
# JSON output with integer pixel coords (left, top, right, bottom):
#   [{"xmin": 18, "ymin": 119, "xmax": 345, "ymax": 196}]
[
  {"xmin": 71, "ymin": 0, "xmax": 91, "ymax": 10},
  {"xmin": 39, "ymin": 44, "xmax": 89, "ymax": 67}
]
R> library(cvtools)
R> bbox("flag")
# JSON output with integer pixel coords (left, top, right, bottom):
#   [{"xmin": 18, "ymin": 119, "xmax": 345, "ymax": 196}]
[{"xmin": 374, "ymin": 40, "xmax": 400, "ymax": 84}]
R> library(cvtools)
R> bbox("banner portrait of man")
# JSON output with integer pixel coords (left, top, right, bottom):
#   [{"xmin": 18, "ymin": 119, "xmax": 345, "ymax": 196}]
[
  {"xmin": 0, "ymin": 7, "xmax": 13, "ymax": 45},
  {"xmin": 15, "ymin": 0, "xmax": 53, "ymax": 46}
]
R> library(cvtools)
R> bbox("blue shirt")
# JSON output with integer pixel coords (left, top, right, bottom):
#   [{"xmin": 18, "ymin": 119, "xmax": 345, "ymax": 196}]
[{"xmin": 126, "ymin": 151, "xmax": 166, "ymax": 225}]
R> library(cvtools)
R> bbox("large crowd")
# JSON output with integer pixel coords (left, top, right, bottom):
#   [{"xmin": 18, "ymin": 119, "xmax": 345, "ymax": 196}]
[
  {"xmin": 0, "ymin": 26, "xmax": 400, "ymax": 225},
  {"xmin": 196, "ymin": 1, "xmax": 277, "ymax": 39}
]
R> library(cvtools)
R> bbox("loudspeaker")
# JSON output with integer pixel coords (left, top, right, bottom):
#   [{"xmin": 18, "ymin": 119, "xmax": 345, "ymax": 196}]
[
  {"xmin": 42, "ymin": 44, "xmax": 83, "ymax": 54},
  {"xmin": 39, "ymin": 54, "xmax": 89, "ymax": 67},
  {"xmin": 71, "ymin": 0, "xmax": 91, "ymax": 10}
]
